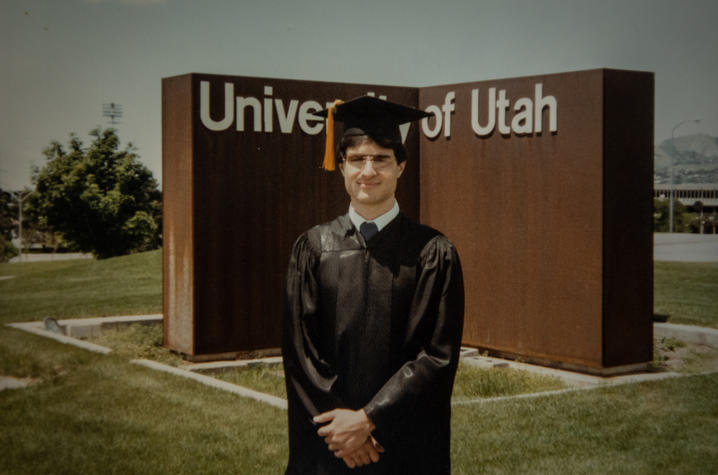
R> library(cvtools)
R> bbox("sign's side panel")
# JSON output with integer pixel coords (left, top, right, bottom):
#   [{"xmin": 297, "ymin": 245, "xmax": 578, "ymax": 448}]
[
  {"xmin": 602, "ymin": 70, "xmax": 654, "ymax": 367},
  {"xmin": 162, "ymin": 74, "xmax": 195, "ymax": 354},
  {"xmin": 420, "ymin": 70, "xmax": 606, "ymax": 368},
  {"xmin": 187, "ymin": 74, "xmax": 420, "ymax": 354}
]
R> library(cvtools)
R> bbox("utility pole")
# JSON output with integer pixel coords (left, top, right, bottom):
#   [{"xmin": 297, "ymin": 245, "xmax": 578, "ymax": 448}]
[
  {"xmin": 12, "ymin": 190, "xmax": 33, "ymax": 262},
  {"xmin": 669, "ymin": 119, "xmax": 701, "ymax": 233}
]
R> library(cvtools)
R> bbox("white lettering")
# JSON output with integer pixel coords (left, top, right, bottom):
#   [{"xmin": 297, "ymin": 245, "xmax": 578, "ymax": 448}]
[
  {"xmin": 298, "ymin": 101, "xmax": 323, "ymax": 135},
  {"xmin": 470, "ymin": 84, "xmax": 558, "ymax": 137},
  {"xmin": 441, "ymin": 91, "xmax": 455, "ymax": 138},
  {"xmin": 497, "ymin": 89, "xmax": 511, "ymax": 136},
  {"xmin": 275, "ymin": 99, "xmax": 299, "ymax": 134},
  {"xmin": 422, "ymin": 105, "xmax": 443, "ymax": 139},
  {"xmin": 366, "ymin": 92, "xmax": 388, "ymax": 100},
  {"xmin": 236, "ymin": 97, "xmax": 261, "ymax": 132},
  {"xmin": 200, "ymin": 81, "xmax": 234, "ymax": 131},
  {"xmin": 512, "ymin": 97, "xmax": 533, "ymax": 135},
  {"xmin": 399, "ymin": 124, "xmax": 410, "ymax": 143},
  {"xmin": 263, "ymin": 86, "xmax": 273, "ymax": 133},
  {"xmin": 534, "ymin": 83, "xmax": 557, "ymax": 134},
  {"xmin": 471, "ymin": 88, "xmax": 496, "ymax": 136},
  {"xmin": 198, "ymin": 81, "xmax": 556, "ymax": 141}
]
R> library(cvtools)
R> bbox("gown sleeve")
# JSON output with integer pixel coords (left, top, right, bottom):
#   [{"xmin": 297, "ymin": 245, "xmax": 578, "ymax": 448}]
[
  {"xmin": 282, "ymin": 233, "xmax": 344, "ymax": 419},
  {"xmin": 362, "ymin": 235, "xmax": 465, "ymax": 440}
]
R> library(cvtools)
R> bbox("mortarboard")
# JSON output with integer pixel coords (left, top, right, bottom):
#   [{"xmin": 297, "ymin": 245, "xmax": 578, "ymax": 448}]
[{"xmin": 315, "ymin": 96, "xmax": 431, "ymax": 171}]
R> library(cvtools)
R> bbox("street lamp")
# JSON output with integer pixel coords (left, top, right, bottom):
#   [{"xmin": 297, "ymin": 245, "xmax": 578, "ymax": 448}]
[
  {"xmin": 12, "ymin": 190, "xmax": 34, "ymax": 261},
  {"xmin": 102, "ymin": 102, "xmax": 123, "ymax": 125},
  {"xmin": 668, "ymin": 119, "xmax": 701, "ymax": 232}
]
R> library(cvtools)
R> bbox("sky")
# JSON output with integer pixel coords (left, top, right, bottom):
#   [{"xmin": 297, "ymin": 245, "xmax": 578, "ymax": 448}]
[{"xmin": 1, "ymin": 0, "xmax": 717, "ymax": 191}]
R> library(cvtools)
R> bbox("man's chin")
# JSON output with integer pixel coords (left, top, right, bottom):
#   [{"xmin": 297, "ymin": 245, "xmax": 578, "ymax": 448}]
[{"xmin": 354, "ymin": 194, "xmax": 380, "ymax": 204}]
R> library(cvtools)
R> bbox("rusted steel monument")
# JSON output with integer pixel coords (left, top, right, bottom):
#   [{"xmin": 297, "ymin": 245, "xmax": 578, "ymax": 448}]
[{"xmin": 162, "ymin": 69, "xmax": 653, "ymax": 373}]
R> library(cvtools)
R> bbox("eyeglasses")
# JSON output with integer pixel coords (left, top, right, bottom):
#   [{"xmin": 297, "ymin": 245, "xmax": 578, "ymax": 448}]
[{"xmin": 343, "ymin": 154, "xmax": 397, "ymax": 171}]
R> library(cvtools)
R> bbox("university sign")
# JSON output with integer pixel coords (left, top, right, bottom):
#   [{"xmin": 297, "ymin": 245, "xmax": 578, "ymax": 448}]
[
  {"xmin": 198, "ymin": 80, "xmax": 558, "ymax": 139},
  {"xmin": 163, "ymin": 68, "xmax": 653, "ymax": 373}
]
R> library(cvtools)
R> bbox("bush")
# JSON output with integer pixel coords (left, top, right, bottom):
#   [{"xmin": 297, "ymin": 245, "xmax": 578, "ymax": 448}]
[{"xmin": 0, "ymin": 235, "xmax": 19, "ymax": 262}]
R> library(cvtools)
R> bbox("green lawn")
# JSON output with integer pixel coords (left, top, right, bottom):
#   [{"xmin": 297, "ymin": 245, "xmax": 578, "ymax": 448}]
[
  {"xmin": 451, "ymin": 374, "xmax": 718, "ymax": 474},
  {"xmin": 2, "ymin": 250, "xmax": 715, "ymax": 329},
  {"xmin": 2, "ymin": 324, "xmax": 716, "ymax": 474},
  {"xmin": 654, "ymin": 261, "xmax": 718, "ymax": 328},
  {"xmin": 0, "ymin": 331, "xmax": 287, "ymax": 474},
  {"xmin": 89, "ymin": 323, "xmax": 568, "ymax": 401},
  {"xmin": 1, "ymin": 251, "xmax": 717, "ymax": 473},
  {"xmin": 0, "ymin": 250, "xmax": 161, "ymax": 322}
]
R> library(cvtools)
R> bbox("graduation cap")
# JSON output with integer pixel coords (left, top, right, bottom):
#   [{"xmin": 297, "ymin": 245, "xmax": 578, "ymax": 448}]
[{"xmin": 316, "ymin": 96, "xmax": 431, "ymax": 171}]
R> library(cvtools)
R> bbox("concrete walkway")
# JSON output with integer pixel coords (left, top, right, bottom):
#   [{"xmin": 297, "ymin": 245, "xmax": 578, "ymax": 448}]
[
  {"xmin": 5, "ymin": 315, "xmax": 718, "ymax": 402},
  {"xmin": 0, "ymin": 376, "xmax": 34, "ymax": 391},
  {"xmin": 654, "ymin": 233, "xmax": 718, "ymax": 262},
  {"xmin": 8, "ymin": 252, "xmax": 93, "ymax": 263}
]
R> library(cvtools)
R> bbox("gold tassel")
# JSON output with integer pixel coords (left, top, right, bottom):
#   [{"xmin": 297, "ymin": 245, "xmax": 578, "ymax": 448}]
[{"xmin": 322, "ymin": 99, "xmax": 343, "ymax": 171}]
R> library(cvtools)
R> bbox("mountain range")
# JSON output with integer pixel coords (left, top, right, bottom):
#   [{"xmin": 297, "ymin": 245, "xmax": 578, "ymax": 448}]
[{"xmin": 654, "ymin": 134, "xmax": 718, "ymax": 185}]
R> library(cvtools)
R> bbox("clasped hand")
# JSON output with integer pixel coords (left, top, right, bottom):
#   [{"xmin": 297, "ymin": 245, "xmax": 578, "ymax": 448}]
[{"xmin": 314, "ymin": 408, "xmax": 385, "ymax": 469}]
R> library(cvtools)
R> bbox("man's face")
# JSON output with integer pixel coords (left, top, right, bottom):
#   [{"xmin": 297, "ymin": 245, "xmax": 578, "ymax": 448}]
[{"xmin": 339, "ymin": 138, "xmax": 405, "ymax": 213}]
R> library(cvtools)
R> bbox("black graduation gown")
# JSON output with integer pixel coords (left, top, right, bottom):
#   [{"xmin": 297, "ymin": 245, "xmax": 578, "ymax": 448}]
[{"xmin": 282, "ymin": 213, "xmax": 464, "ymax": 475}]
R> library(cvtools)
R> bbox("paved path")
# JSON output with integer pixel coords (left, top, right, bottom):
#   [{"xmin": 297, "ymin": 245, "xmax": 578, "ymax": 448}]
[
  {"xmin": 8, "ymin": 252, "xmax": 92, "ymax": 263},
  {"xmin": 654, "ymin": 233, "xmax": 718, "ymax": 262},
  {"xmin": 0, "ymin": 376, "xmax": 33, "ymax": 391}
]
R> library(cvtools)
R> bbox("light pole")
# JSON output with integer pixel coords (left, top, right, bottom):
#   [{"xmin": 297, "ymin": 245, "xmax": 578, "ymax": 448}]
[
  {"xmin": 102, "ymin": 102, "xmax": 123, "ymax": 125},
  {"xmin": 12, "ymin": 190, "xmax": 33, "ymax": 262},
  {"xmin": 669, "ymin": 119, "xmax": 701, "ymax": 232}
]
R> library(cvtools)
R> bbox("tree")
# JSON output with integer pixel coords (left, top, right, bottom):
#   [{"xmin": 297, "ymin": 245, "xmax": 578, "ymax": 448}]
[
  {"xmin": 0, "ymin": 188, "xmax": 19, "ymax": 262},
  {"xmin": 653, "ymin": 198, "xmax": 691, "ymax": 233},
  {"xmin": 0, "ymin": 188, "xmax": 15, "ymax": 241},
  {"xmin": 30, "ymin": 128, "xmax": 162, "ymax": 259},
  {"xmin": 0, "ymin": 190, "xmax": 18, "ymax": 262}
]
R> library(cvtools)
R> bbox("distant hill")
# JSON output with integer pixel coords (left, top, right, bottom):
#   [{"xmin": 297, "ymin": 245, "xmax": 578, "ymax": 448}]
[{"xmin": 654, "ymin": 134, "xmax": 718, "ymax": 184}]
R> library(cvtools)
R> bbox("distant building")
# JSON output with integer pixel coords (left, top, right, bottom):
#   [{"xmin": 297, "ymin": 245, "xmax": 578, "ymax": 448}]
[
  {"xmin": 654, "ymin": 183, "xmax": 718, "ymax": 234},
  {"xmin": 654, "ymin": 184, "xmax": 718, "ymax": 210}
]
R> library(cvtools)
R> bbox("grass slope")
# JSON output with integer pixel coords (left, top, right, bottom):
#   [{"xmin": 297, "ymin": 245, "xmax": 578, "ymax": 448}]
[
  {"xmin": 2, "ymin": 325, "xmax": 716, "ymax": 474},
  {"xmin": 0, "ymin": 250, "xmax": 162, "ymax": 323},
  {"xmin": 0, "ymin": 332, "xmax": 287, "ymax": 474},
  {"xmin": 452, "ymin": 374, "xmax": 718, "ymax": 474},
  {"xmin": 654, "ymin": 261, "xmax": 718, "ymax": 328},
  {"xmin": 2, "ymin": 251, "xmax": 716, "ymax": 328},
  {"xmin": 88, "ymin": 324, "xmax": 568, "ymax": 401},
  {"xmin": 1, "ymin": 252, "xmax": 717, "ymax": 473}
]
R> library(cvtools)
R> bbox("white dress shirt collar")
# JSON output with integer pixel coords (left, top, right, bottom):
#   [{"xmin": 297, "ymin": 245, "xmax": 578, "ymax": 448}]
[{"xmin": 348, "ymin": 200, "xmax": 400, "ymax": 233}]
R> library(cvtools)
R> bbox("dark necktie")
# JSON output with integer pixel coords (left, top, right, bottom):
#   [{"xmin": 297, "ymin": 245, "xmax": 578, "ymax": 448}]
[{"xmin": 360, "ymin": 221, "xmax": 379, "ymax": 241}]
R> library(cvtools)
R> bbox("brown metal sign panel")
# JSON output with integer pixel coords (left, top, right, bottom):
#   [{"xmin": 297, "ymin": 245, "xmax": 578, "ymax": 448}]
[
  {"xmin": 163, "ymin": 69, "xmax": 653, "ymax": 371},
  {"xmin": 601, "ymin": 70, "xmax": 654, "ymax": 367},
  {"xmin": 162, "ymin": 75, "xmax": 195, "ymax": 354},
  {"xmin": 162, "ymin": 74, "xmax": 420, "ymax": 356},
  {"xmin": 419, "ymin": 69, "xmax": 653, "ymax": 371}
]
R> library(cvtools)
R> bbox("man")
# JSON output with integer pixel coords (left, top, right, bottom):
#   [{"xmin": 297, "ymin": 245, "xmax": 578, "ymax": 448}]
[{"xmin": 282, "ymin": 96, "xmax": 464, "ymax": 474}]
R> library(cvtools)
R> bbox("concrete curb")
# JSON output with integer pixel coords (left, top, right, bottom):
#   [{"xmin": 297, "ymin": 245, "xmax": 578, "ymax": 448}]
[
  {"xmin": 451, "ymin": 370, "xmax": 706, "ymax": 407},
  {"xmin": 186, "ymin": 356, "xmax": 283, "ymax": 372},
  {"xmin": 6, "ymin": 321, "xmax": 112, "ymax": 354},
  {"xmin": 462, "ymin": 355, "xmax": 603, "ymax": 387},
  {"xmin": 131, "ymin": 359, "xmax": 288, "ymax": 410},
  {"xmin": 0, "ymin": 376, "xmax": 35, "ymax": 391},
  {"xmin": 6, "ymin": 317, "xmax": 290, "ymax": 410},
  {"xmin": 59, "ymin": 314, "xmax": 162, "ymax": 339},
  {"xmin": 8, "ymin": 315, "xmax": 717, "ymax": 408},
  {"xmin": 655, "ymin": 322, "xmax": 718, "ymax": 347}
]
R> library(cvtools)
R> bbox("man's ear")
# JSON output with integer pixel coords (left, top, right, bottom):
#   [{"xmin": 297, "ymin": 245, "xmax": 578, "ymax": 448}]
[{"xmin": 397, "ymin": 161, "xmax": 406, "ymax": 176}]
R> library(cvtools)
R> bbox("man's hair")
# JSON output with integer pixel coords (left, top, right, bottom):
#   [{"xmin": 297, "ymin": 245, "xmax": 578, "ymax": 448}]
[{"xmin": 337, "ymin": 134, "xmax": 408, "ymax": 164}]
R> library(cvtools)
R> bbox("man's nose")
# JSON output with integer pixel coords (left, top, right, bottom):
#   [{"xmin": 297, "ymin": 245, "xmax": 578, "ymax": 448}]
[{"xmin": 359, "ymin": 159, "xmax": 378, "ymax": 175}]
